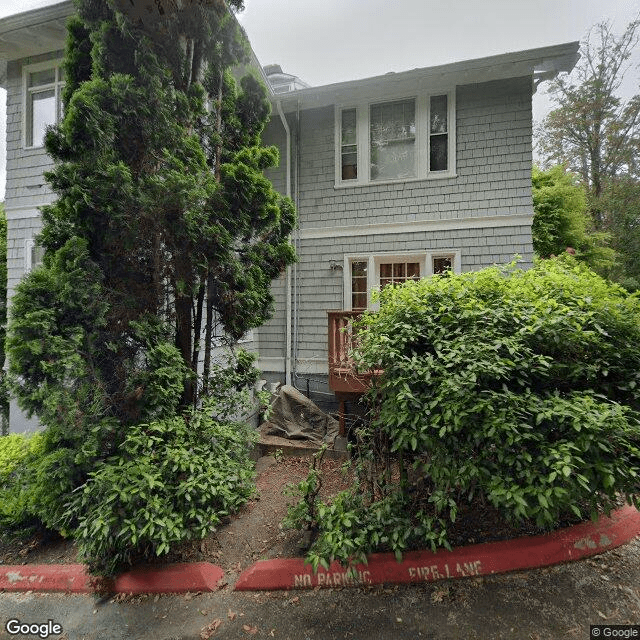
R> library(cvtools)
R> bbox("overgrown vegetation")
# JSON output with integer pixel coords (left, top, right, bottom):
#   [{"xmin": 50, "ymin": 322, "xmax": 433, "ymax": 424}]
[
  {"xmin": 3, "ymin": 1, "xmax": 294, "ymax": 575},
  {"xmin": 69, "ymin": 401, "xmax": 257, "ymax": 576},
  {"xmin": 286, "ymin": 258, "xmax": 640, "ymax": 570},
  {"xmin": 0, "ymin": 350, "xmax": 260, "ymax": 575},
  {"xmin": 532, "ymin": 165, "xmax": 613, "ymax": 272}
]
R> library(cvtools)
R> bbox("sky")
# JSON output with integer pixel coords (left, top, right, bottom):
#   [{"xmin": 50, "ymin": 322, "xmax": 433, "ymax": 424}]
[{"xmin": 0, "ymin": 0, "xmax": 638, "ymax": 199}]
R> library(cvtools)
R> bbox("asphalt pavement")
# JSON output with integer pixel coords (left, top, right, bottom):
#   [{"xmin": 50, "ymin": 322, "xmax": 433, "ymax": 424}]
[{"xmin": 0, "ymin": 536, "xmax": 639, "ymax": 640}]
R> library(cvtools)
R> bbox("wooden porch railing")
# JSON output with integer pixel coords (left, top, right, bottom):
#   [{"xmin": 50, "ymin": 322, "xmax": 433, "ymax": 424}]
[
  {"xmin": 328, "ymin": 310, "xmax": 379, "ymax": 436},
  {"xmin": 327, "ymin": 310, "xmax": 371, "ymax": 394}
]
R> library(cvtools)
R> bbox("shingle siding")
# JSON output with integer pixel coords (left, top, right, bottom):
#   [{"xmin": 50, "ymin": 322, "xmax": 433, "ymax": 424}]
[
  {"xmin": 3, "ymin": 44, "xmax": 536, "ymax": 399},
  {"xmin": 256, "ymin": 76, "xmax": 535, "ymax": 377},
  {"xmin": 5, "ymin": 51, "xmax": 62, "ymax": 212},
  {"xmin": 6, "ymin": 215, "xmax": 42, "ymax": 305}
]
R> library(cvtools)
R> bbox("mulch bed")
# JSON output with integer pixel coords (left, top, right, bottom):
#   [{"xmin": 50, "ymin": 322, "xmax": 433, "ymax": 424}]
[{"xmin": 0, "ymin": 453, "xmax": 625, "ymax": 572}]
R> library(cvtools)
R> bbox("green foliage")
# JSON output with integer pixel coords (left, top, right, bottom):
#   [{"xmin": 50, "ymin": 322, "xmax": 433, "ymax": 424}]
[
  {"xmin": 536, "ymin": 20, "xmax": 640, "ymax": 289},
  {"xmin": 532, "ymin": 165, "xmax": 614, "ymax": 274},
  {"xmin": 0, "ymin": 204, "xmax": 7, "ymax": 435},
  {"xmin": 5, "ymin": 1, "xmax": 289, "ymax": 564},
  {"xmin": 600, "ymin": 176, "xmax": 640, "ymax": 292},
  {"xmin": 7, "ymin": 237, "xmax": 109, "ymax": 430},
  {"xmin": 289, "ymin": 258, "xmax": 640, "ymax": 568},
  {"xmin": 0, "ymin": 433, "xmax": 44, "ymax": 482},
  {"xmin": 0, "ymin": 432, "xmax": 67, "ymax": 530},
  {"xmin": 69, "ymin": 406, "xmax": 257, "ymax": 577},
  {"xmin": 537, "ymin": 20, "xmax": 640, "ymax": 217}
]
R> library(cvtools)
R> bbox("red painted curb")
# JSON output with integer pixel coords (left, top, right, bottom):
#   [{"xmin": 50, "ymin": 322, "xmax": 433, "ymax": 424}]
[
  {"xmin": 113, "ymin": 562, "xmax": 225, "ymax": 594},
  {"xmin": 234, "ymin": 504, "xmax": 640, "ymax": 591},
  {"xmin": 0, "ymin": 562, "xmax": 225, "ymax": 594},
  {"xmin": 0, "ymin": 564, "xmax": 91, "ymax": 593}
]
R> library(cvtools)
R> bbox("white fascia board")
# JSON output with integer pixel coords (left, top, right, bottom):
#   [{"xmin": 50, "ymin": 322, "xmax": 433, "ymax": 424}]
[{"xmin": 274, "ymin": 42, "xmax": 580, "ymax": 112}]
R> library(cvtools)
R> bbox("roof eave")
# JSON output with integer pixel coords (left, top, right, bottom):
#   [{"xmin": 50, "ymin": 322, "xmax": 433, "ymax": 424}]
[
  {"xmin": 0, "ymin": 1, "xmax": 73, "ymax": 63},
  {"xmin": 273, "ymin": 41, "xmax": 580, "ymax": 111}
]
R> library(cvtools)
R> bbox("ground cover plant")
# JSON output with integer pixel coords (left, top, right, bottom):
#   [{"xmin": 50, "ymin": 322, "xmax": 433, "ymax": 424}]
[{"xmin": 286, "ymin": 257, "xmax": 640, "ymax": 571}]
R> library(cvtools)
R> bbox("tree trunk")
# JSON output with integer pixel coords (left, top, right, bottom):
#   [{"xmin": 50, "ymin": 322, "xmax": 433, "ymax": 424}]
[
  {"xmin": 174, "ymin": 254, "xmax": 194, "ymax": 407},
  {"xmin": 202, "ymin": 269, "xmax": 215, "ymax": 397}
]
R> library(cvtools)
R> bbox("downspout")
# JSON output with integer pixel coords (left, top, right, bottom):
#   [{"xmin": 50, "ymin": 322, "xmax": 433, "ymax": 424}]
[{"xmin": 276, "ymin": 99, "xmax": 292, "ymax": 386}]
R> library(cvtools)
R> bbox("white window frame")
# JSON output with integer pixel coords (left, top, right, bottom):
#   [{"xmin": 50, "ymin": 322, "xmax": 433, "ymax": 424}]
[
  {"xmin": 24, "ymin": 237, "xmax": 44, "ymax": 273},
  {"xmin": 334, "ymin": 90, "xmax": 456, "ymax": 188},
  {"xmin": 343, "ymin": 250, "xmax": 461, "ymax": 311},
  {"xmin": 23, "ymin": 59, "xmax": 64, "ymax": 150}
]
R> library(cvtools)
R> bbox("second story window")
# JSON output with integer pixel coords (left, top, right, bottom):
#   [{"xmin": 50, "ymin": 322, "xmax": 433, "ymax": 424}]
[
  {"xmin": 336, "ymin": 91, "xmax": 455, "ymax": 187},
  {"xmin": 370, "ymin": 99, "xmax": 416, "ymax": 181},
  {"xmin": 24, "ymin": 62, "xmax": 64, "ymax": 149},
  {"xmin": 341, "ymin": 109, "xmax": 358, "ymax": 180}
]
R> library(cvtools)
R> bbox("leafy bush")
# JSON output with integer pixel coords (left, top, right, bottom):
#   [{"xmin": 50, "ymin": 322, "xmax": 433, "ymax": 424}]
[
  {"xmin": 289, "ymin": 257, "xmax": 640, "ymax": 568},
  {"xmin": 69, "ymin": 403, "xmax": 257, "ymax": 576},
  {"xmin": 0, "ymin": 433, "xmax": 45, "ymax": 480},
  {"xmin": 0, "ymin": 429, "xmax": 92, "ymax": 532},
  {"xmin": 0, "ymin": 432, "xmax": 45, "ymax": 528},
  {"xmin": 532, "ymin": 165, "xmax": 613, "ymax": 272}
]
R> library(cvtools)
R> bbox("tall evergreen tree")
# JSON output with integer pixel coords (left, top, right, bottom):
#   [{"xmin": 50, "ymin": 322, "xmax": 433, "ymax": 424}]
[
  {"xmin": 8, "ymin": 0, "xmax": 296, "ymax": 435},
  {"xmin": 537, "ymin": 19, "xmax": 640, "ymax": 228}
]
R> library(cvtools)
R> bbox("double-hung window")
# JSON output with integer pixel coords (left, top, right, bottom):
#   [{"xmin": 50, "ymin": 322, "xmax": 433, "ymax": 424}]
[
  {"xmin": 346, "ymin": 251, "xmax": 460, "ymax": 310},
  {"xmin": 24, "ymin": 61, "xmax": 64, "ymax": 149},
  {"xmin": 336, "ymin": 91, "xmax": 455, "ymax": 186}
]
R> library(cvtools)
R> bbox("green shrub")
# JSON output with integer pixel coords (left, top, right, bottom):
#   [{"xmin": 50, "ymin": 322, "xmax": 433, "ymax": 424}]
[
  {"xmin": 0, "ymin": 432, "xmax": 45, "ymax": 528},
  {"xmin": 0, "ymin": 433, "xmax": 45, "ymax": 480},
  {"xmin": 69, "ymin": 403, "xmax": 257, "ymax": 576},
  {"xmin": 290, "ymin": 257, "xmax": 640, "ymax": 568}
]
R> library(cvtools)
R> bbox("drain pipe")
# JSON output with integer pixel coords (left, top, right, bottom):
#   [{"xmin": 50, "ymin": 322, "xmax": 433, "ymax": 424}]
[{"xmin": 276, "ymin": 99, "xmax": 292, "ymax": 386}]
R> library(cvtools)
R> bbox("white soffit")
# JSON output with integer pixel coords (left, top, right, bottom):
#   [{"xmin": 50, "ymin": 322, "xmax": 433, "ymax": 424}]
[{"xmin": 0, "ymin": 1, "xmax": 72, "ymax": 61}]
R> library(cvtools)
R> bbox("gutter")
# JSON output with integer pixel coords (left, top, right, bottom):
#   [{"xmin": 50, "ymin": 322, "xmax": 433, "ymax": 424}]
[{"xmin": 276, "ymin": 99, "xmax": 292, "ymax": 387}]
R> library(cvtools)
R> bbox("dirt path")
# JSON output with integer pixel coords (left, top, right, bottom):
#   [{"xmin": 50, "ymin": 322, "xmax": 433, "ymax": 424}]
[{"xmin": 0, "ymin": 455, "xmax": 352, "ymax": 573}]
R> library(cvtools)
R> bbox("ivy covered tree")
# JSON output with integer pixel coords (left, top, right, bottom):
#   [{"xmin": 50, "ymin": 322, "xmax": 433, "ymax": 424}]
[{"xmin": 8, "ymin": 0, "xmax": 296, "ymax": 432}]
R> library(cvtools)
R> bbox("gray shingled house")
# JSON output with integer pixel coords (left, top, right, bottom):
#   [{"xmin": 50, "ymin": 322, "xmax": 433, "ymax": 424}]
[{"xmin": 0, "ymin": 0, "xmax": 579, "ymax": 431}]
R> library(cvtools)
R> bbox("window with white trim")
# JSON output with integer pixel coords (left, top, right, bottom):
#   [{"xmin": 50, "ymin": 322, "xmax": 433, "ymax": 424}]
[
  {"xmin": 25, "ymin": 238, "xmax": 45, "ymax": 273},
  {"xmin": 345, "ymin": 250, "xmax": 461, "ymax": 310},
  {"xmin": 24, "ymin": 61, "xmax": 64, "ymax": 148},
  {"xmin": 336, "ymin": 91, "xmax": 455, "ymax": 186}
]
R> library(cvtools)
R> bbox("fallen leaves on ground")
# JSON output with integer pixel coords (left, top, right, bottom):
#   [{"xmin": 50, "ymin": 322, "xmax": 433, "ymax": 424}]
[
  {"xmin": 200, "ymin": 619, "xmax": 222, "ymax": 639},
  {"xmin": 431, "ymin": 587, "xmax": 450, "ymax": 603},
  {"xmin": 242, "ymin": 624, "xmax": 258, "ymax": 635}
]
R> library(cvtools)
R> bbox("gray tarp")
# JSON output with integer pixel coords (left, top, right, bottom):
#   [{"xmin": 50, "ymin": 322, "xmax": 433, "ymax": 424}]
[{"xmin": 263, "ymin": 385, "xmax": 339, "ymax": 446}]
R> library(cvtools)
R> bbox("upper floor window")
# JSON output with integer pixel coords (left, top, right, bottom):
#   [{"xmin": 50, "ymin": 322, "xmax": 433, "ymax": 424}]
[
  {"xmin": 335, "ymin": 91, "xmax": 455, "ymax": 187},
  {"xmin": 24, "ymin": 61, "xmax": 64, "ymax": 149}
]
